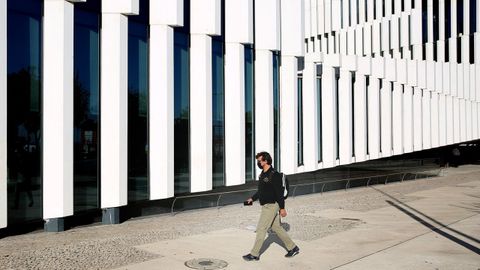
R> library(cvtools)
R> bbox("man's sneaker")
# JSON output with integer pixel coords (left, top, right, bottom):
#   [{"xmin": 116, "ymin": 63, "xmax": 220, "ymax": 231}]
[
  {"xmin": 242, "ymin": 254, "xmax": 260, "ymax": 261},
  {"xmin": 285, "ymin": 246, "xmax": 300, "ymax": 257}
]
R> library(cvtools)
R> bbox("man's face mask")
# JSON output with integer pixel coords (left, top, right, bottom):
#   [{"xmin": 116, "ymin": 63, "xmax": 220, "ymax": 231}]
[{"xmin": 257, "ymin": 161, "xmax": 263, "ymax": 169}]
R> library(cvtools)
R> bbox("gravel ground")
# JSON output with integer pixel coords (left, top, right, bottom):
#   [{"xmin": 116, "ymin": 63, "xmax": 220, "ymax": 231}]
[{"xmin": 0, "ymin": 165, "xmax": 478, "ymax": 270}]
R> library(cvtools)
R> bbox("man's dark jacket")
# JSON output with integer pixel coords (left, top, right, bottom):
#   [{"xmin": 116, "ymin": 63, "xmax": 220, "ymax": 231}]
[{"xmin": 251, "ymin": 167, "xmax": 285, "ymax": 209}]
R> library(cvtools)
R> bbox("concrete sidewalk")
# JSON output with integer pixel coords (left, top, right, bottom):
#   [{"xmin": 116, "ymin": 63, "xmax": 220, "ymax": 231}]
[{"xmin": 116, "ymin": 172, "xmax": 480, "ymax": 270}]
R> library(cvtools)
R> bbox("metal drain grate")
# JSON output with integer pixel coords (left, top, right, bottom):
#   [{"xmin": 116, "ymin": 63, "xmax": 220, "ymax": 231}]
[{"xmin": 184, "ymin": 258, "xmax": 228, "ymax": 270}]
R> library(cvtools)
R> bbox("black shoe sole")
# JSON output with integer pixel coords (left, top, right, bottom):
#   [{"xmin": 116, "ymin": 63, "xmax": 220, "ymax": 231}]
[{"xmin": 285, "ymin": 250, "xmax": 299, "ymax": 258}]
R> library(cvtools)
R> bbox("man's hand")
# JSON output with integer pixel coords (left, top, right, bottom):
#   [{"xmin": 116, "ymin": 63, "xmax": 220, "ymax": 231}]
[
  {"xmin": 245, "ymin": 198, "xmax": 253, "ymax": 205},
  {"xmin": 280, "ymin": 209, "xmax": 287, "ymax": 217}
]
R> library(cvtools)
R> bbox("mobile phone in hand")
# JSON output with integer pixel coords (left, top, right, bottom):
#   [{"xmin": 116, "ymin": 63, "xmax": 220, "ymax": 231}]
[{"xmin": 243, "ymin": 200, "xmax": 253, "ymax": 206}]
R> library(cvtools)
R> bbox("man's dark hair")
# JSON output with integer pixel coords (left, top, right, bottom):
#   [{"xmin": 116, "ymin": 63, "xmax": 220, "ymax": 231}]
[{"xmin": 255, "ymin": 151, "xmax": 272, "ymax": 165}]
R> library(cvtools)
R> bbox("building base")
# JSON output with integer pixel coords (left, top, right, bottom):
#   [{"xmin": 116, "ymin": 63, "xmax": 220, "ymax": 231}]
[
  {"xmin": 102, "ymin": 207, "xmax": 120, "ymax": 225},
  {"xmin": 44, "ymin": 218, "xmax": 65, "ymax": 232}
]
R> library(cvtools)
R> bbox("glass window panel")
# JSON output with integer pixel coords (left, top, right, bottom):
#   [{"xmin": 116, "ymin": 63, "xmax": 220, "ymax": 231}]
[
  {"xmin": 273, "ymin": 52, "xmax": 281, "ymax": 170},
  {"xmin": 245, "ymin": 45, "xmax": 255, "ymax": 181},
  {"xmin": 298, "ymin": 76, "xmax": 303, "ymax": 166},
  {"xmin": 174, "ymin": 31, "xmax": 190, "ymax": 195},
  {"xmin": 212, "ymin": 39, "xmax": 225, "ymax": 188},
  {"xmin": 128, "ymin": 21, "xmax": 149, "ymax": 202},
  {"xmin": 317, "ymin": 76, "xmax": 323, "ymax": 162},
  {"xmin": 6, "ymin": 0, "xmax": 43, "ymax": 224},
  {"xmin": 73, "ymin": 7, "xmax": 100, "ymax": 212}
]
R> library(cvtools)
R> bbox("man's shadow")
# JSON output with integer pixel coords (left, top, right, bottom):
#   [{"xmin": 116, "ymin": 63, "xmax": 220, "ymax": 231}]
[{"xmin": 258, "ymin": 222, "xmax": 291, "ymax": 255}]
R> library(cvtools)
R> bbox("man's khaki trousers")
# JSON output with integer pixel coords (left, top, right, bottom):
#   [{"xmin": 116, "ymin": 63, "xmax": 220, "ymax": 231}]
[{"xmin": 250, "ymin": 203, "xmax": 296, "ymax": 257}]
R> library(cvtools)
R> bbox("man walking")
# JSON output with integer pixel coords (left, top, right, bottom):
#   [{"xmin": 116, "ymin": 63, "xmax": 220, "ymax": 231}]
[{"xmin": 243, "ymin": 151, "xmax": 299, "ymax": 261}]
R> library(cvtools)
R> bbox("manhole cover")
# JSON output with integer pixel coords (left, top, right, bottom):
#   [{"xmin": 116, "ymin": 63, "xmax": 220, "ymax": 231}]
[{"xmin": 184, "ymin": 258, "xmax": 228, "ymax": 270}]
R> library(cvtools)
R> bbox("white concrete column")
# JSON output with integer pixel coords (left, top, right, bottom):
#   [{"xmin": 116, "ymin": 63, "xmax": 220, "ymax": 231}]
[
  {"xmin": 476, "ymin": 102, "xmax": 480, "ymax": 137},
  {"xmin": 358, "ymin": 0, "xmax": 366, "ymax": 23},
  {"xmin": 322, "ymin": 65, "xmax": 337, "ymax": 167},
  {"xmin": 413, "ymin": 87, "xmax": 423, "ymax": 151},
  {"xmin": 367, "ymin": 0, "xmax": 374, "ymax": 22},
  {"xmin": 225, "ymin": 0, "xmax": 253, "ymax": 186},
  {"xmin": 470, "ymin": 65, "xmax": 476, "ymax": 102},
  {"xmin": 477, "ymin": 0, "xmax": 480, "ymax": 67},
  {"xmin": 403, "ymin": 86, "xmax": 414, "ymax": 153},
  {"xmin": 466, "ymin": 100, "xmax": 473, "ymax": 141},
  {"xmin": 342, "ymin": 0, "xmax": 349, "ymax": 27},
  {"xmin": 304, "ymin": 0, "xmax": 311, "ymax": 38},
  {"xmin": 324, "ymin": 0, "xmax": 332, "ymax": 33},
  {"xmin": 474, "ymin": 102, "xmax": 479, "ymax": 140},
  {"xmin": 190, "ymin": 35, "xmax": 213, "ymax": 192},
  {"xmin": 458, "ymin": 63, "xmax": 464, "ymax": 99},
  {"xmin": 254, "ymin": 0, "xmax": 280, "ymax": 176},
  {"xmin": 394, "ymin": 0, "xmax": 401, "ymax": 14},
  {"xmin": 280, "ymin": 56, "xmax": 298, "ymax": 174},
  {"xmin": 431, "ymin": 92, "xmax": 439, "ymax": 148},
  {"xmin": 368, "ymin": 77, "xmax": 381, "ymax": 159},
  {"xmin": 149, "ymin": 25, "xmax": 174, "ymax": 199},
  {"xmin": 303, "ymin": 59, "xmax": 318, "ymax": 171},
  {"xmin": 338, "ymin": 69, "xmax": 352, "ymax": 164},
  {"xmin": 43, "ymin": 0, "xmax": 80, "ymax": 221},
  {"xmin": 354, "ymin": 73, "xmax": 367, "ymax": 162},
  {"xmin": 148, "ymin": 0, "xmax": 183, "ymax": 199},
  {"xmin": 422, "ymin": 90, "xmax": 431, "ymax": 149},
  {"xmin": 459, "ymin": 98, "xmax": 466, "ymax": 141},
  {"xmin": 450, "ymin": 63, "xmax": 457, "ymax": 97},
  {"xmin": 381, "ymin": 81, "xmax": 392, "ymax": 157},
  {"xmin": 439, "ymin": 93, "xmax": 447, "ymax": 146},
  {"xmin": 446, "ymin": 95, "xmax": 454, "ymax": 144},
  {"xmin": 189, "ymin": 0, "xmax": 221, "ymax": 192},
  {"xmin": 453, "ymin": 97, "xmax": 461, "ymax": 143},
  {"xmin": 0, "ymin": 0, "xmax": 6, "ymax": 229},
  {"xmin": 392, "ymin": 82, "xmax": 403, "ymax": 155},
  {"xmin": 280, "ymin": 0, "xmax": 303, "ymax": 174},
  {"xmin": 225, "ymin": 43, "xmax": 246, "ymax": 185},
  {"xmin": 350, "ymin": 0, "xmax": 357, "ymax": 25},
  {"xmin": 101, "ymin": 0, "xmax": 139, "ymax": 209},
  {"xmin": 254, "ymin": 50, "xmax": 275, "ymax": 174}
]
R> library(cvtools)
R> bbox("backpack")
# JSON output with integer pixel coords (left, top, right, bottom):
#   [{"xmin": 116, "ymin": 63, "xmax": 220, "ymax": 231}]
[{"xmin": 281, "ymin": 173, "xmax": 290, "ymax": 199}]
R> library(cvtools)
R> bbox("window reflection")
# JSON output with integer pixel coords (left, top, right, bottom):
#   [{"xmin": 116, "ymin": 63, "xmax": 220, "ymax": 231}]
[
  {"xmin": 73, "ymin": 3, "xmax": 100, "ymax": 212},
  {"xmin": 128, "ymin": 3, "xmax": 149, "ymax": 202},
  {"xmin": 174, "ymin": 30, "xmax": 190, "ymax": 194},
  {"xmin": 245, "ymin": 45, "xmax": 255, "ymax": 181},
  {"xmin": 298, "ymin": 76, "xmax": 303, "ymax": 166},
  {"xmin": 212, "ymin": 38, "xmax": 225, "ymax": 188},
  {"xmin": 317, "ymin": 66, "xmax": 323, "ymax": 163},
  {"xmin": 6, "ymin": 0, "xmax": 43, "ymax": 224},
  {"xmin": 273, "ymin": 52, "xmax": 281, "ymax": 170}
]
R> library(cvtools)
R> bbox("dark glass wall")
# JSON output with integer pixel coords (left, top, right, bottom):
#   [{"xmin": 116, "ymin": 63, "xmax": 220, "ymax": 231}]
[
  {"xmin": 245, "ymin": 45, "xmax": 255, "ymax": 181},
  {"xmin": 128, "ymin": 1, "xmax": 149, "ymax": 202},
  {"xmin": 297, "ymin": 76, "xmax": 303, "ymax": 166},
  {"xmin": 174, "ymin": 31, "xmax": 190, "ymax": 194},
  {"xmin": 273, "ymin": 52, "xmax": 281, "ymax": 170},
  {"xmin": 335, "ymin": 68, "xmax": 340, "ymax": 160},
  {"xmin": 212, "ymin": 38, "xmax": 225, "ymax": 188},
  {"xmin": 6, "ymin": 0, "xmax": 43, "ymax": 224},
  {"xmin": 317, "ymin": 73, "xmax": 322, "ymax": 163},
  {"xmin": 73, "ymin": 1, "xmax": 101, "ymax": 212}
]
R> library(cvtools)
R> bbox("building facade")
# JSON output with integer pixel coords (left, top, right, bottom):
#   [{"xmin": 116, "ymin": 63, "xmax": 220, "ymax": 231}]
[{"xmin": 0, "ymin": 0, "xmax": 479, "ymax": 231}]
